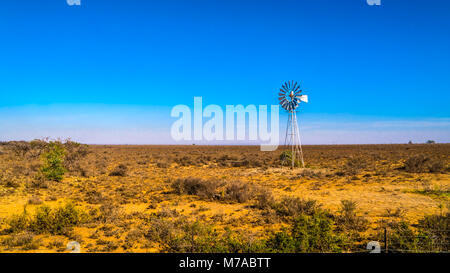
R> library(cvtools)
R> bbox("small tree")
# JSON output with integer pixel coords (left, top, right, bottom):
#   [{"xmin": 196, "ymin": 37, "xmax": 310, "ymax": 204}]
[{"xmin": 40, "ymin": 142, "xmax": 66, "ymax": 182}]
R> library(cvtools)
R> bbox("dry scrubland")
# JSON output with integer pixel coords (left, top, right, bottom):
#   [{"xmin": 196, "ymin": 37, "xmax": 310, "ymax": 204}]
[{"xmin": 0, "ymin": 141, "xmax": 449, "ymax": 253}]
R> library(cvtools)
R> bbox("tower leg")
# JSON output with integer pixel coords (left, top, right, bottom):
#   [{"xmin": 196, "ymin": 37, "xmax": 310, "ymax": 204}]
[
  {"xmin": 284, "ymin": 110, "xmax": 305, "ymax": 169},
  {"xmin": 291, "ymin": 111, "xmax": 295, "ymax": 169},
  {"xmin": 293, "ymin": 112, "xmax": 305, "ymax": 168}
]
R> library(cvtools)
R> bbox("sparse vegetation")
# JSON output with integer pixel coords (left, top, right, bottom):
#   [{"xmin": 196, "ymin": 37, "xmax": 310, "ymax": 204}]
[{"xmin": 0, "ymin": 143, "xmax": 448, "ymax": 252}]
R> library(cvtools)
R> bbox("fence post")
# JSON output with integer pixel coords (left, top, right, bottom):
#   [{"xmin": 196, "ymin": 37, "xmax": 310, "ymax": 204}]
[{"xmin": 384, "ymin": 227, "xmax": 388, "ymax": 253}]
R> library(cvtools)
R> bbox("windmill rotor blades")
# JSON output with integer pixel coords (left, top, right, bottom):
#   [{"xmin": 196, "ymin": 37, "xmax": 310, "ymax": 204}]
[{"xmin": 278, "ymin": 81, "xmax": 307, "ymax": 111}]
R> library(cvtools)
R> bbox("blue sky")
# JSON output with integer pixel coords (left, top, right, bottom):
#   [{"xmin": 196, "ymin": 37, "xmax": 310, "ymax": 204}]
[{"xmin": 0, "ymin": 0, "xmax": 449, "ymax": 144}]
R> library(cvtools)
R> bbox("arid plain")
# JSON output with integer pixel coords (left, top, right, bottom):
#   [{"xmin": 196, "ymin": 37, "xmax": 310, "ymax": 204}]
[{"xmin": 0, "ymin": 142, "xmax": 448, "ymax": 253}]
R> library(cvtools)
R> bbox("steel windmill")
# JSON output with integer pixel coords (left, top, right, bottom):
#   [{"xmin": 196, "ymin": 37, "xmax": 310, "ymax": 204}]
[{"xmin": 278, "ymin": 80, "xmax": 308, "ymax": 168}]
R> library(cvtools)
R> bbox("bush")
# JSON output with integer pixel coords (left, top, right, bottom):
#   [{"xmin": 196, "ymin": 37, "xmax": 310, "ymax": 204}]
[
  {"xmin": 171, "ymin": 178, "xmax": 219, "ymax": 200},
  {"xmin": 5, "ymin": 203, "xmax": 86, "ymax": 235},
  {"xmin": 336, "ymin": 200, "xmax": 368, "ymax": 232},
  {"xmin": 266, "ymin": 212, "xmax": 343, "ymax": 252},
  {"xmin": 403, "ymin": 155, "xmax": 445, "ymax": 173},
  {"xmin": 7, "ymin": 212, "xmax": 30, "ymax": 233},
  {"xmin": 2, "ymin": 232, "xmax": 39, "ymax": 250},
  {"xmin": 273, "ymin": 196, "xmax": 320, "ymax": 217},
  {"xmin": 109, "ymin": 164, "xmax": 128, "ymax": 177},
  {"xmin": 416, "ymin": 212, "xmax": 449, "ymax": 252},
  {"xmin": 380, "ymin": 221, "xmax": 419, "ymax": 252},
  {"xmin": 8, "ymin": 141, "xmax": 31, "ymax": 156},
  {"xmin": 379, "ymin": 212, "xmax": 449, "ymax": 252},
  {"xmin": 222, "ymin": 181, "xmax": 254, "ymax": 203},
  {"xmin": 279, "ymin": 151, "xmax": 301, "ymax": 167},
  {"xmin": 39, "ymin": 142, "xmax": 66, "ymax": 182},
  {"xmin": 254, "ymin": 188, "xmax": 276, "ymax": 210},
  {"xmin": 171, "ymin": 178, "xmax": 258, "ymax": 203}
]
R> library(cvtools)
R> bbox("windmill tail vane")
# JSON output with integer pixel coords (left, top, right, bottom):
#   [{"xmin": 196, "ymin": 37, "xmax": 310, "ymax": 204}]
[{"xmin": 278, "ymin": 80, "xmax": 308, "ymax": 168}]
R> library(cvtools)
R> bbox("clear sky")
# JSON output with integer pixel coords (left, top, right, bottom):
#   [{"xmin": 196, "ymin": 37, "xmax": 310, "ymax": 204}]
[{"xmin": 0, "ymin": 0, "xmax": 449, "ymax": 144}]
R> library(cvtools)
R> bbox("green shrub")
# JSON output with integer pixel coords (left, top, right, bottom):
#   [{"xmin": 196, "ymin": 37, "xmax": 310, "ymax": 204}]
[
  {"xmin": 32, "ymin": 203, "xmax": 85, "ymax": 235},
  {"xmin": 7, "ymin": 212, "xmax": 30, "ymax": 233},
  {"xmin": 416, "ymin": 212, "xmax": 449, "ymax": 252},
  {"xmin": 39, "ymin": 142, "xmax": 66, "ymax": 181},
  {"xmin": 265, "ymin": 228, "xmax": 296, "ymax": 252},
  {"xmin": 279, "ymin": 151, "xmax": 301, "ymax": 167},
  {"xmin": 5, "ymin": 203, "xmax": 86, "ymax": 235},
  {"xmin": 380, "ymin": 221, "xmax": 419, "ymax": 252},
  {"xmin": 266, "ymin": 212, "xmax": 343, "ymax": 253},
  {"xmin": 216, "ymin": 227, "xmax": 266, "ymax": 253}
]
